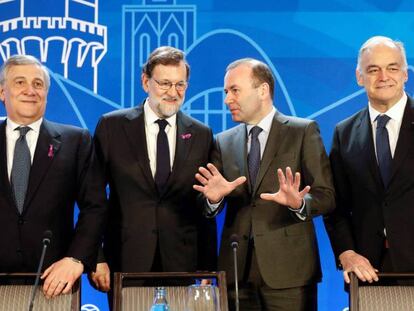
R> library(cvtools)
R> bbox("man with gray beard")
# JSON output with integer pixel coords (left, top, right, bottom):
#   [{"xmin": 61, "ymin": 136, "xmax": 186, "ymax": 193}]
[{"xmin": 90, "ymin": 47, "xmax": 216, "ymax": 293}]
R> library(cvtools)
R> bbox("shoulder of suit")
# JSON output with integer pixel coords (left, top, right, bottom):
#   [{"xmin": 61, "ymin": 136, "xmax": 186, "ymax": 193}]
[
  {"xmin": 280, "ymin": 114, "xmax": 315, "ymax": 127},
  {"xmin": 43, "ymin": 119, "xmax": 90, "ymax": 135},
  {"xmin": 407, "ymin": 95, "xmax": 414, "ymax": 109},
  {"xmin": 216, "ymin": 124, "xmax": 244, "ymax": 140},
  {"xmin": 178, "ymin": 111, "xmax": 210, "ymax": 130},
  {"xmin": 335, "ymin": 107, "xmax": 367, "ymax": 131},
  {"xmin": 101, "ymin": 106, "xmax": 141, "ymax": 120}
]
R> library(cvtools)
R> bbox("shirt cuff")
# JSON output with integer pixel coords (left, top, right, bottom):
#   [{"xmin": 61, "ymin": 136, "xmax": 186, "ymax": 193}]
[
  {"xmin": 205, "ymin": 197, "xmax": 223, "ymax": 214},
  {"xmin": 288, "ymin": 199, "xmax": 307, "ymax": 220}
]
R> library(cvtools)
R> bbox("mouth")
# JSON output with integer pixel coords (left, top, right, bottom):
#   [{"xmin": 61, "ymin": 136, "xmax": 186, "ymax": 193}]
[
  {"xmin": 162, "ymin": 97, "xmax": 178, "ymax": 104},
  {"xmin": 229, "ymin": 106, "xmax": 240, "ymax": 114},
  {"xmin": 376, "ymin": 85, "xmax": 394, "ymax": 89}
]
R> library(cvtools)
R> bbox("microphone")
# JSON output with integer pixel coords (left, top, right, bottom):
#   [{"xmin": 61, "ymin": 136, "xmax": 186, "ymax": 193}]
[
  {"xmin": 28, "ymin": 230, "xmax": 53, "ymax": 311},
  {"xmin": 230, "ymin": 234, "xmax": 240, "ymax": 311}
]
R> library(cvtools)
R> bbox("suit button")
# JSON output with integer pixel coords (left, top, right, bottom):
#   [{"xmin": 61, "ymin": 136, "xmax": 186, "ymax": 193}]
[
  {"xmin": 18, "ymin": 218, "xmax": 24, "ymax": 225},
  {"xmin": 152, "ymin": 229, "xmax": 157, "ymax": 234},
  {"xmin": 16, "ymin": 249, "xmax": 22, "ymax": 253}
]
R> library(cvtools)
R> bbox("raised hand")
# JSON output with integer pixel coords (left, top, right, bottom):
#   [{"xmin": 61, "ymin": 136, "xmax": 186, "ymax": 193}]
[
  {"xmin": 193, "ymin": 163, "xmax": 246, "ymax": 203},
  {"xmin": 260, "ymin": 167, "xmax": 310, "ymax": 209}
]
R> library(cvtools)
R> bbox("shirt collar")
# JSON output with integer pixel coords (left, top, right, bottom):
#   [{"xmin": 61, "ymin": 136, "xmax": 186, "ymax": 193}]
[
  {"xmin": 6, "ymin": 117, "xmax": 43, "ymax": 134},
  {"xmin": 144, "ymin": 98, "xmax": 177, "ymax": 127},
  {"xmin": 369, "ymin": 93, "xmax": 407, "ymax": 124},
  {"xmin": 246, "ymin": 106, "xmax": 276, "ymax": 135}
]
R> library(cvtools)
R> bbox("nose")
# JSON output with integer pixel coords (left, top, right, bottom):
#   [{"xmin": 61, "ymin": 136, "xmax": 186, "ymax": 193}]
[
  {"xmin": 167, "ymin": 85, "xmax": 179, "ymax": 97},
  {"xmin": 23, "ymin": 84, "xmax": 36, "ymax": 95},
  {"xmin": 378, "ymin": 69, "xmax": 389, "ymax": 81},
  {"xmin": 224, "ymin": 92, "xmax": 233, "ymax": 105}
]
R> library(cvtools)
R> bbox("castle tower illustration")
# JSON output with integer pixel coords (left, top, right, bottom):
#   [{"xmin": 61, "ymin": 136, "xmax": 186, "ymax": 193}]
[
  {"xmin": 122, "ymin": 0, "xmax": 196, "ymax": 107},
  {"xmin": 0, "ymin": 0, "xmax": 107, "ymax": 93}
]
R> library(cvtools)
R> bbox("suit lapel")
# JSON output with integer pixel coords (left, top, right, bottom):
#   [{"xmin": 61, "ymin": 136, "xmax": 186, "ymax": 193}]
[
  {"xmin": 24, "ymin": 120, "xmax": 61, "ymax": 210},
  {"xmin": 253, "ymin": 112, "xmax": 288, "ymax": 194},
  {"xmin": 0, "ymin": 121, "xmax": 15, "ymax": 210},
  {"xmin": 389, "ymin": 98, "xmax": 414, "ymax": 185},
  {"xmin": 233, "ymin": 125, "xmax": 248, "ymax": 180},
  {"xmin": 122, "ymin": 105, "xmax": 156, "ymax": 194},
  {"xmin": 164, "ymin": 111, "xmax": 194, "ymax": 194},
  {"xmin": 356, "ymin": 109, "xmax": 383, "ymax": 191}
]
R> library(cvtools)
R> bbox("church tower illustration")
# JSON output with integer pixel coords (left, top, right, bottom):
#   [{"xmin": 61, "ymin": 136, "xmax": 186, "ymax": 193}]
[
  {"xmin": 0, "ymin": 0, "xmax": 107, "ymax": 93},
  {"xmin": 122, "ymin": 0, "xmax": 196, "ymax": 107}
]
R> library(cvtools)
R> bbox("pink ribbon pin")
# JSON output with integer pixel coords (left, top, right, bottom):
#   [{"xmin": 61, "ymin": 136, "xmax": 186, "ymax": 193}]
[
  {"xmin": 181, "ymin": 133, "xmax": 192, "ymax": 140},
  {"xmin": 48, "ymin": 144, "xmax": 54, "ymax": 158}
]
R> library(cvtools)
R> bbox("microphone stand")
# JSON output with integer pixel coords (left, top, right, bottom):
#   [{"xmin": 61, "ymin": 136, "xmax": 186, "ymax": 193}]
[
  {"xmin": 232, "ymin": 244, "xmax": 240, "ymax": 311},
  {"xmin": 28, "ymin": 233, "xmax": 51, "ymax": 311}
]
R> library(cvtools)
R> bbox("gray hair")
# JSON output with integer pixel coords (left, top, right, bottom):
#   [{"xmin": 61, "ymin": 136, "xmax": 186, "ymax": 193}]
[
  {"xmin": 357, "ymin": 36, "xmax": 407, "ymax": 72},
  {"xmin": 0, "ymin": 54, "xmax": 50, "ymax": 90}
]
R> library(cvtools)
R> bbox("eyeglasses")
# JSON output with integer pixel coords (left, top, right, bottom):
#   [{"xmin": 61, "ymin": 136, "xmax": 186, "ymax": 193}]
[{"xmin": 152, "ymin": 78, "xmax": 188, "ymax": 91}]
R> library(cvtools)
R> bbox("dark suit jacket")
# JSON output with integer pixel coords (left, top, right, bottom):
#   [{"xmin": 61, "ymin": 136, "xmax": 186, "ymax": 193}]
[
  {"xmin": 0, "ymin": 119, "xmax": 107, "ymax": 272},
  {"xmin": 324, "ymin": 96, "xmax": 414, "ymax": 272},
  {"xmin": 94, "ymin": 104, "xmax": 216, "ymax": 273},
  {"xmin": 211, "ymin": 111, "xmax": 335, "ymax": 289}
]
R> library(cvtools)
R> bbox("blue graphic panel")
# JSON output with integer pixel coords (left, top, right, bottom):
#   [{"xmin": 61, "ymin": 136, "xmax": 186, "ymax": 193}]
[{"xmin": 2, "ymin": 1, "xmax": 414, "ymax": 310}]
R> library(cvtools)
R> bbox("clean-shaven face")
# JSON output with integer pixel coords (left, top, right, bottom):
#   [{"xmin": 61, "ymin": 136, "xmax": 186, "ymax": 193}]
[
  {"xmin": 0, "ymin": 64, "xmax": 47, "ymax": 125},
  {"xmin": 357, "ymin": 43, "xmax": 408, "ymax": 111}
]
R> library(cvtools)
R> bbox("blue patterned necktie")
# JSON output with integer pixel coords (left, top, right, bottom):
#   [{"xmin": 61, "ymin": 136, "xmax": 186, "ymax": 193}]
[
  {"xmin": 11, "ymin": 126, "xmax": 32, "ymax": 214},
  {"xmin": 248, "ymin": 126, "xmax": 263, "ymax": 189},
  {"xmin": 155, "ymin": 119, "xmax": 170, "ymax": 193},
  {"xmin": 375, "ymin": 114, "xmax": 392, "ymax": 188}
]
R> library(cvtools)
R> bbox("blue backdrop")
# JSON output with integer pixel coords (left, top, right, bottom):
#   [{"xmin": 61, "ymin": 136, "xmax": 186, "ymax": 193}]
[{"xmin": 1, "ymin": 0, "xmax": 414, "ymax": 310}]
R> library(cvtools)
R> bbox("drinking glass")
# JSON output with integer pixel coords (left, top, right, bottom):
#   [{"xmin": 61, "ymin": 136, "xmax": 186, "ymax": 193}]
[{"xmin": 185, "ymin": 284, "xmax": 219, "ymax": 311}]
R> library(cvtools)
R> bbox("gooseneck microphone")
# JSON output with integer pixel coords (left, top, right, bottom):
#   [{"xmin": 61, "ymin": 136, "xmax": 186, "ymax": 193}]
[
  {"xmin": 230, "ymin": 234, "xmax": 240, "ymax": 311},
  {"xmin": 28, "ymin": 230, "xmax": 53, "ymax": 311}
]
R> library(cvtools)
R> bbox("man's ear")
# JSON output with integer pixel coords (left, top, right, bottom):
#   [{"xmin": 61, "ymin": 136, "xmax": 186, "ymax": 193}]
[
  {"xmin": 141, "ymin": 73, "xmax": 149, "ymax": 93},
  {"xmin": 0, "ymin": 85, "xmax": 5, "ymax": 102},
  {"xmin": 259, "ymin": 82, "xmax": 270, "ymax": 99},
  {"xmin": 356, "ymin": 69, "xmax": 364, "ymax": 87}
]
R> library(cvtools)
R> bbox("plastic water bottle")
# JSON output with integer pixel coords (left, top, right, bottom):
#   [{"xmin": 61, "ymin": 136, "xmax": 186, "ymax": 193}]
[{"xmin": 150, "ymin": 287, "xmax": 170, "ymax": 311}]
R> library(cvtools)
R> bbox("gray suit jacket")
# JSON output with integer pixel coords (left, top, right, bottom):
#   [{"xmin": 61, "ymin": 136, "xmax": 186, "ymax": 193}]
[{"xmin": 212, "ymin": 111, "xmax": 335, "ymax": 289}]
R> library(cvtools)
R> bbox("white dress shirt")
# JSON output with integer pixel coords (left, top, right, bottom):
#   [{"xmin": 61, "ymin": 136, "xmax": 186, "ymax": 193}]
[
  {"xmin": 369, "ymin": 92, "xmax": 406, "ymax": 160},
  {"xmin": 246, "ymin": 106, "xmax": 276, "ymax": 158},
  {"xmin": 6, "ymin": 118, "xmax": 43, "ymax": 180},
  {"xmin": 144, "ymin": 100, "xmax": 177, "ymax": 177}
]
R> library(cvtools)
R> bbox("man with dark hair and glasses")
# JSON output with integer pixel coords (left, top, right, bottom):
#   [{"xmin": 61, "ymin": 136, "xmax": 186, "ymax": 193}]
[{"xmin": 90, "ymin": 46, "xmax": 216, "ymax": 293}]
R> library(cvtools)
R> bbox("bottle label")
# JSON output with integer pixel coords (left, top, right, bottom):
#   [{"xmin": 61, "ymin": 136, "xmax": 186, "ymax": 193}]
[{"xmin": 150, "ymin": 303, "xmax": 169, "ymax": 311}]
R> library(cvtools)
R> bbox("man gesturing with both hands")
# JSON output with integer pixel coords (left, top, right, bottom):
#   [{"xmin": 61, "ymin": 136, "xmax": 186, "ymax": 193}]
[{"xmin": 194, "ymin": 58, "xmax": 335, "ymax": 311}]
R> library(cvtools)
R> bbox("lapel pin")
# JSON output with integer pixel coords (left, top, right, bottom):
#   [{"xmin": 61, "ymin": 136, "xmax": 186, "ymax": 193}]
[
  {"xmin": 181, "ymin": 133, "xmax": 192, "ymax": 140},
  {"xmin": 48, "ymin": 144, "xmax": 54, "ymax": 158}
]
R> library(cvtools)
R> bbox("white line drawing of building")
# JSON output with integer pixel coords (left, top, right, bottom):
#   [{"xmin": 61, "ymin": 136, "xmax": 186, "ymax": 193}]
[
  {"xmin": 121, "ymin": 0, "xmax": 196, "ymax": 108},
  {"xmin": 121, "ymin": 1, "xmax": 298, "ymax": 132},
  {"xmin": 0, "ymin": 0, "xmax": 107, "ymax": 93}
]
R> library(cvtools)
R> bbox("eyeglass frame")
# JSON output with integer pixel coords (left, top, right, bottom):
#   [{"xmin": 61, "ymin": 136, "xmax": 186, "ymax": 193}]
[{"xmin": 151, "ymin": 78, "xmax": 189, "ymax": 91}]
